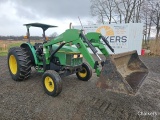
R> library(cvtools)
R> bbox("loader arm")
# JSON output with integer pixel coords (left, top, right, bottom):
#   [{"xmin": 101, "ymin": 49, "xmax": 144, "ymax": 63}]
[
  {"xmin": 43, "ymin": 29, "xmax": 148, "ymax": 95},
  {"xmin": 85, "ymin": 32, "xmax": 148, "ymax": 95},
  {"xmin": 85, "ymin": 32, "xmax": 114, "ymax": 55},
  {"xmin": 43, "ymin": 29, "xmax": 102, "ymax": 76}
]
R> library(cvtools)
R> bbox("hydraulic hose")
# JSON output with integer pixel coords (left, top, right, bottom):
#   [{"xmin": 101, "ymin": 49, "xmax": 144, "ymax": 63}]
[
  {"xmin": 101, "ymin": 35, "xmax": 115, "ymax": 53},
  {"xmin": 80, "ymin": 32, "xmax": 102, "ymax": 61},
  {"xmin": 80, "ymin": 32, "xmax": 98, "ymax": 54}
]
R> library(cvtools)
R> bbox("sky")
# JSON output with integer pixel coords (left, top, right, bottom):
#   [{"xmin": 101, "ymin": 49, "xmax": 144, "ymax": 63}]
[{"xmin": 0, "ymin": 0, "xmax": 95, "ymax": 36}]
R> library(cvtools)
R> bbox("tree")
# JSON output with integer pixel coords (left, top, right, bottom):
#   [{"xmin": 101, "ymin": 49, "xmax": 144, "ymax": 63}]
[
  {"xmin": 90, "ymin": 0, "xmax": 117, "ymax": 24},
  {"xmin": 119, "ymin": 0, "xmax": 144, "ymax": 23},
  {"xmin": 90, "ymin": 0, "xmax": 160, "ymax": 41},
  {"xmin": 141, "ymin": 0, "xmax": 154, "ymax": 43},
  {"xmin": 149, "ymin": 1, "xmax": 160, "ymax": 40},
  {"xmin": 90, "ymin": 0, "xmax": 145, "ymax": 24},
  {"xmin": 50, "ymin": 32, "xmax": 58, "ymax": 38},
  {"xmin": 114, "ymin": 0, "xmax": 123, "ymax": 23}
]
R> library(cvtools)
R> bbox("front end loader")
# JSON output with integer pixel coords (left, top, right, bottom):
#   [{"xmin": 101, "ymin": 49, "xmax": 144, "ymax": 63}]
[
  {"xmin": 7, "ymin": 23, "xmax": 148, "ymax": 97},
  {"xmin": 85, "ymin": 32, "xmax": 148, "ymax": 94}
]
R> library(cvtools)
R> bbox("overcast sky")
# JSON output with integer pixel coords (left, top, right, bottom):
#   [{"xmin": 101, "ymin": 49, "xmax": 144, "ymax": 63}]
[{"xmin": 0, "ymin": 0, "xmax": 95, "ymax": 36}]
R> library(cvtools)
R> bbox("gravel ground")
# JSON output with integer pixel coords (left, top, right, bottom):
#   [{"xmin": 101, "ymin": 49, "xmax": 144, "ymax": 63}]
[{"xmin": 0, "ymin": 56, "xmax": 160, "ymax": 120}]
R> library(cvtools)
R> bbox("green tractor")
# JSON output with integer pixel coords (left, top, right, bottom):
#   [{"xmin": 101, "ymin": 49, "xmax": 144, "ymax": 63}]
[{"xmin": 7, "ymin": 23, "xmax": 148, "ymax": 96}]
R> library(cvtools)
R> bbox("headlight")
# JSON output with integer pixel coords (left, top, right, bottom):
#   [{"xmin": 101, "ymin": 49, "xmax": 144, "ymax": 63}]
[
  {"xmin": 73, "ymin": 54, "xmax": 83, "ymax": 58},
  {"xmin": 73, "ymin": 54, "xmax": 77, "ymax": 58},
  {"xmin": 79, "ymin": 54, "xmax": 83, "ymax": 58}
]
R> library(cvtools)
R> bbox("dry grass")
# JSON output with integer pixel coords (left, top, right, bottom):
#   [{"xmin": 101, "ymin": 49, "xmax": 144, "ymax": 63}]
[
  {"xmin": 1, "ymin": 39, "xmax": 160, "ymax": 56},
  {"xmin": 147, "ymin": 39, "xmax": 160, "ymax": 56},
  {"xmin": 0, "ymin": 40, "xmax": 23, "ymax": 56},
  {"xmin": 0, "ymin": 40, "xmax": 36, "ymax": 56}
]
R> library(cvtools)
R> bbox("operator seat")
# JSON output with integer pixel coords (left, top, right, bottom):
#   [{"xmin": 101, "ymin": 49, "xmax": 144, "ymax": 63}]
[{"xmin": 35, "ymin": 43, "xmax": 43, "ymax": 55}]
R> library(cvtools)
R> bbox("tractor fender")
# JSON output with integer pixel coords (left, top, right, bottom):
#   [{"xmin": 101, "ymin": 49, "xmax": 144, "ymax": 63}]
[{"xmin": 20, "ymin": 43, "xmax": 38, "ymax": 65}]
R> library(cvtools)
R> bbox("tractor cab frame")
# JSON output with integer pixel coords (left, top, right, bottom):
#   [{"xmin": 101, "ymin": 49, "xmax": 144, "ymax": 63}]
[{"xmin": 24, "ymin": 23, "xmax": 57, "ymax": 42}]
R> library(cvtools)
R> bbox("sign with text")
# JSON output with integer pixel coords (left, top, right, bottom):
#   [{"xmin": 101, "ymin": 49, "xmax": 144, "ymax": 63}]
[{"xmin": 74, "ymin": 23, "xmax": 143, "ymax": 55}]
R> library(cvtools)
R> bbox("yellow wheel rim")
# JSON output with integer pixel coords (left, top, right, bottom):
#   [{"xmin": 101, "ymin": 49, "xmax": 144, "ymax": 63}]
[
  {"xmin": 9, "ymin": 55, "xmax": 18, "ymax": 75},
  {"xmin": 78, "ymin": 68, "xmax": 87, "ymax": 78},
  {"xmin": 44, "ymin": 76, "xmax": 54, "ymax": 92}
]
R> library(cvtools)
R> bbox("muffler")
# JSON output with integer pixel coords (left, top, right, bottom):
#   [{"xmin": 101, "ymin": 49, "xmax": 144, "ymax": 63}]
[{"xmin": 97, "ymin": 50, "xmax": 148, "ymax": 95}]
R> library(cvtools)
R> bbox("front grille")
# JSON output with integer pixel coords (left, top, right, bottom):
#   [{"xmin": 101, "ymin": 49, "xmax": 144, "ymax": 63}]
[
  {"xmin": 66, "ymin": 54, "xmax": 72, "ymax": 65},
  {"xmin": 66, "ymin": 54, "xmax": 83, "ymax": 66}
]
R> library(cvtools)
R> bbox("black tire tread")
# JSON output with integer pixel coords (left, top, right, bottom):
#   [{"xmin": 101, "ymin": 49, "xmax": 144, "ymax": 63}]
[
  {"xmin": 8, "ymin": 47, "xmax": 31, "ymax": 81},
  {"xmin": 42, "ymin": 70, "xmax": 62, "ymax": 97},
  {"xmin": 76, "ymin": 63, "xmax": 92, "ymax": 81}
]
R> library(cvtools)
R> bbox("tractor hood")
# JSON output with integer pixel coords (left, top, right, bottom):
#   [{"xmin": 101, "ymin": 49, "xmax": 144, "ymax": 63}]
[{"xmin": 52, "ymin": 44, "xmax": 80, "ymax": 54}]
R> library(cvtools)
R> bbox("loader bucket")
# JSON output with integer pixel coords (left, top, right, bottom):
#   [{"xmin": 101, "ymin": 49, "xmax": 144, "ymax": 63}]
[{"xmin": 97, "ymin": 50, "xmax": 148, "ymax": 95}]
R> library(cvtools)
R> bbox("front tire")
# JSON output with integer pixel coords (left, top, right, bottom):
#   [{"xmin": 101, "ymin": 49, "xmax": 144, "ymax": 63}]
[
  {"xmin": 7, "ymin": 47, "xmax": 31, "ymax": 81},
  {"xmin": 76, "ymin": 63, "xmax": 92, "ymax": 81},
  {"xmin": 42, "ymin": 70, "xmax": 62, "ymax": 97}
]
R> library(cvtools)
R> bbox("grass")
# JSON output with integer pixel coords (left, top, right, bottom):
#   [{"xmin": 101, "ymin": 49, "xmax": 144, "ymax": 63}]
[
  {"xmin": 0, "ymin": 40, "xmax": 35, "ymax": 56},
  {"xmin": 143, "ymin": 39, "xmax": 160, "ymax": 56},
  {"xmin": 0, "ymin": 51, "xmax": 8, "ymax": 56},
  {"xmin": 149, "ymin": 40, "xmax": 160, "ymax": 56},
  {"xmin": 1, "ymin": 39, "xmax": 160, "ymax": 56}
]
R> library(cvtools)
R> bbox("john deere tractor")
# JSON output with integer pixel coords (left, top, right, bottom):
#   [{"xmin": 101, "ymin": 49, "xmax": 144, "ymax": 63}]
[{"xmin": 8, "ymin": 23, "xmax": 148, "ymax": 96}]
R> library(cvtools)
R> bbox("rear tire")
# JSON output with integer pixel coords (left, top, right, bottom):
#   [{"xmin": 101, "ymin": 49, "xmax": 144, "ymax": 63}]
[
  {"xmin": 76, "ymin": 63, "xmax": 92, "ymax": 81},
  {"xmin": 7, "ymin": 47, "xmax": 31, "ymax": 81},
  {"xmin": 42, "ymin": 70, "xmax": 62, "ymax": 97}
]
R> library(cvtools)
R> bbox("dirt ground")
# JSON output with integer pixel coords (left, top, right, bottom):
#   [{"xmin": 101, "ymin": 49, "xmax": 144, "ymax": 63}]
[{"xmin": 0, "ymin": 56, "xmax": 160, "ymax": 120}]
